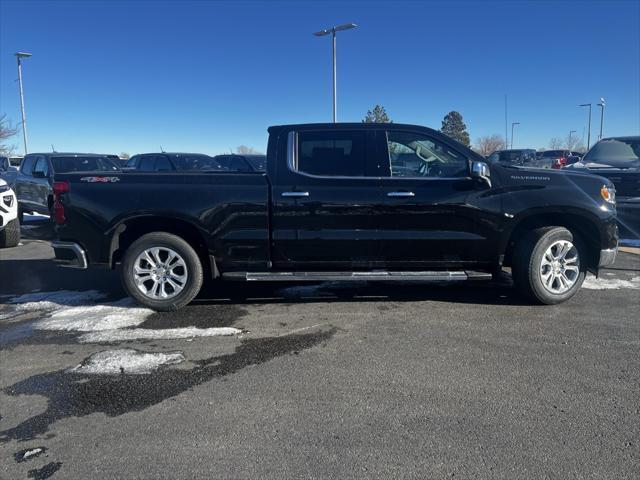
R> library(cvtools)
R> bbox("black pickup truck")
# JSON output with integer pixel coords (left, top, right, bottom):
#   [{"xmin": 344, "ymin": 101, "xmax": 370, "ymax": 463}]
[{"xmin": 51, "ymin": 123, "xmax": 618, "ymax": 310}]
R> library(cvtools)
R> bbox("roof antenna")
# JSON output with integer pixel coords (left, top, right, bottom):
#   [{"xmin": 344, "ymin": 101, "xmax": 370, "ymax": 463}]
[
  {"xmin": 160, "ymin": 145, "xmax": 165, "ymax": 153},
  {"xmin": 51, "ymin": 144, "xmax": 56, "ymax": 152}
]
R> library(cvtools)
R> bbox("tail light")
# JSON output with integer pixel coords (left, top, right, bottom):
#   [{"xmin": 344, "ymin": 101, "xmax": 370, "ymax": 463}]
[
  {"xmin": 552, "ymin": 157, "xmax": 567, "ymax": 169},
  {"xmin": 53, "ymin": 181, "xmax": 70, "ymax": 225}
]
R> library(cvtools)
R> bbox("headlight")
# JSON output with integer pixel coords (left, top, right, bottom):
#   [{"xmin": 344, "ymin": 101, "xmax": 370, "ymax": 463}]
[{"xmin": 600, "ymin": 185, "xmax": 616, "ymax": 204}]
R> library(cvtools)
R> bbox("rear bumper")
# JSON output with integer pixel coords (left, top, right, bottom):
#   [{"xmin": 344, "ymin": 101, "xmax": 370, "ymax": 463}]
[{"xmin": 51, "ymin": 241, "xmax": 88, "ymax": 269}]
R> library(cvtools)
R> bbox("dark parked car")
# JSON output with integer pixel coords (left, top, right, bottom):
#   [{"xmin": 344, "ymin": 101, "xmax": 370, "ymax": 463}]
[
  {"xmin": 537, "ymin": 150, "xmax": 583, "ymax": 169},
  {"xmin": 565, "ymin": 136, "xmax": 640, "ymax": 242},
  {"xmin": 124, "ymin": 153, "xmax": 226, "ymax": 172},
  {"xmin": 213, "ymin": 154, "xmax": 266, "ymax": 172},
  {"xmin": 51, "ymin": 123, "xmax": 618, "ymax": 310},
  {"xmin": 14, "ymin": 153, "xmax": 119, "ymax": 220},
  {"xmin": 0, "ymin": 156, "xmax": 18, "ymax": 186}
]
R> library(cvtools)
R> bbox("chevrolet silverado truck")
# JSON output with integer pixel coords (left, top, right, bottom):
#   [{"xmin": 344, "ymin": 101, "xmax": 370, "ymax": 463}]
[{"xmin": 51, "ymin": 123, "xmax": 618, "ymax": 310}]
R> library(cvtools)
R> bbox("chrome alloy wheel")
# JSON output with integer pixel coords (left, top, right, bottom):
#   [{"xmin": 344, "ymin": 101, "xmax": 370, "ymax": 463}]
[
  {"xmin": 539, "ymin": 240, "xmax": 580, "ymax": 294},
  {"xmin": 133, "ymin": 247, "xmax": 188, "ymax": 299}
]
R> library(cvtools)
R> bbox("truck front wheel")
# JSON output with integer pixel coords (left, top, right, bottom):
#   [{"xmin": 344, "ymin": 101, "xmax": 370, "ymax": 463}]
[
  {"xmin": 0, "ymin": 219, "xmax": 20, "ymax": 248},
  {"xmin": 121, "ymin": 232, "xmax": 204, "ymax": 311},
  {"xmin": 512, "ymin": 226, "xmax": 586, "ymax": 305}
]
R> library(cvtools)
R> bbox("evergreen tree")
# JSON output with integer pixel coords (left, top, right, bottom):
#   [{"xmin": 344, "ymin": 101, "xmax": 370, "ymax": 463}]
[
  {"xmin": 440, "ymin": 111, "xmax": 470, "ymax": 146},
  {"xmin": 363, "ymin": 105, "xmax": 392, "ymax": 123}
]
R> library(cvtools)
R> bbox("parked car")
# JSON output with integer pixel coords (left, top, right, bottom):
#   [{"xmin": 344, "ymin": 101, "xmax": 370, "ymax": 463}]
[
  {"xmin": 537, "ymin": 150, "xmax": 583, "ymax": 169},
  {"xmin": 124, "ymin": 153, "xmax": 226, "ymax": 172},
  {"xmin": 213, "ymin": 154, "xmax": 267, "ymax": 172},
  {"xmin": 565, "ymin": 136, "xmax": 640, "ymax": 242},
  {"xmin": 486, "ymin": 149, "xmax": 541, "ymax": 167},
  {"xmin": 14, "ymin": 153, "xmax": 119, "ymax": 220},
  {"xmin": 51, "ymin": 122, "xmax": 618, "ymax": 311},
  {"xmin": 0, "ymin": 156, "xmax": 19, "ymax": 186},
  {"xmin": 0, "ymin": 178, "xmax": 20, "ymax": 248}
]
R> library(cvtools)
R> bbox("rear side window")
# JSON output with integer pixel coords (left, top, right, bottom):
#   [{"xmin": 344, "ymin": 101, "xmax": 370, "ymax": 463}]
[
  {"xmin": 20, "ymin": 155, "xmax": 36, "ymax": 175},
  {"xmin": 33, "ymin": 157, "xmax": 50, "ymax": 176},
  {"xmin": 296, "ymin": 131, "xmax": 368, "ymax": 177},
  {"xmin": 51, "ymin": 156, "xmax": 119, "ymax": 173}
]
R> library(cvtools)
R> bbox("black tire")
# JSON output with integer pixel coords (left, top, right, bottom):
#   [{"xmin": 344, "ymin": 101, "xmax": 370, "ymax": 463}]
[
  {"xmin": 121, "ymin": 232, "xmax": 204, "ymax": 311},
  {"xmin": 512, "ymin": 226, "xmax": 587, "ymax": 305},
  {"xmin": 0, "ymin": 218, "xmax": 21, "ymax": 248}
]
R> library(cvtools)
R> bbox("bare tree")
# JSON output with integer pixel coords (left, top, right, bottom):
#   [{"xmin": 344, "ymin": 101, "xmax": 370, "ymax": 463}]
[
  {"xmin": 548, "ymin": 137, "xmax": 564, "ymax": 149},
  {"xmin": 236, "ymin": 145, "xmax": 260, "ymax": 155},
  {"xmin": 564, "ymin": 134, "xmax": 586, "ymax": 152},
  {"xmin": 473, "ymin": 134, "xmax": 505, "ymax": 156},
  {"xmin": 0, "ymin": 114, "xmax": 18, "ymax": 157}
]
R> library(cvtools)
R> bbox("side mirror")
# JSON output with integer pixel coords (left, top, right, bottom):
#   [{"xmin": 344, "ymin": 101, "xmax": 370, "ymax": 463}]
[
  {"xmin": 32, "ymin": 170, "xmax": 46, "ymax": 178},
  {"xmin": 471, "ymin": 160, "xmax": 491, "ymax": 188}
]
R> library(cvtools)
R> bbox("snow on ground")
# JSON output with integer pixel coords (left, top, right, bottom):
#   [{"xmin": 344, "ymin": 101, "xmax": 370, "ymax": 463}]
[
  {"xmin": 582, "ymin": 275, "xmax": 640, "ymax": 290},
  {"xmin": 1, "ymin": 290, "xmax": 108, "ymax": 319},
  {"xmin": 79, "ymin": 326, "xmax": 242, "ymax": 343},
  {"xmin": 69, "ymin": 348, "xmax": 185, "ymax": 375}
]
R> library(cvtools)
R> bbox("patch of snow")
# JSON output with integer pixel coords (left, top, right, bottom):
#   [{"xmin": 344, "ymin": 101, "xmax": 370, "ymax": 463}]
[
  {"xmin": 36, "ymin": 298, "xmax": 153, "ymax": 332},
  {"xmin": 79, "ymin": 326, "xmax": 242, "ymax": 343},
  {"xmin": 582, "ymin": 275, "xmax": 640, "ymax": 290},
  {"xmin": 22, "ymin": 448, "xmax": 44, "ymax": 460},
  {"xmin": 69, "ymin": 348, "xmax": 184, "ymax": 375},
  {"xmin": 1, "ymin": 290, "xmax": 107, "ymax": 319}
]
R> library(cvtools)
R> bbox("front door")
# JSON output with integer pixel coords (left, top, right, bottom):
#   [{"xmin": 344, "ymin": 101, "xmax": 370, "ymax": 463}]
[
  {"xmin": 271, "ymin": 129, "xmax": 385, "ymax": 270},
  {"xmin": 378, "ymin": 129, "xmax": 489, "ymax": 268}
]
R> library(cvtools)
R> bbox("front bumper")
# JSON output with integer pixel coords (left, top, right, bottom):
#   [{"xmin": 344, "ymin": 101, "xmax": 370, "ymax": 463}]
[
  {"xmin": 598, "ymin": 247, "xmax": 618, "ymax": 268},
  {"xmin": 51, "ymin": 241, "xmax": 88, "ymax": 269}
]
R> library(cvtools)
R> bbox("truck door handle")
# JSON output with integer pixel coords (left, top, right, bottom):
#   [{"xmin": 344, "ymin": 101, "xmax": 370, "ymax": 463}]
[
  {"xmin": 387, "ymin": 191, "xmax": 415, "ymax": 197},
  {"xmin": 281, "ymin": 191, "xmax": 310, "ymax": 198}
]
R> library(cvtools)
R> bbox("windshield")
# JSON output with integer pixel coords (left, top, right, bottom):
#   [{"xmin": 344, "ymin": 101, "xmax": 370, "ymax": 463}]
[
  {"xmin": 51, "ymin": 156, "xmax": 120, "ymax": 173},
  {"xmin": 582, "ymin": 138, "xmax": 640, "ymax": 168},
  {"xmin": 172, "ymin": 154, "xmax": 227, "ymax": 171},
  {"xmin": 486, "ymin": 150, "xmax": 537, "ymax": 166}
]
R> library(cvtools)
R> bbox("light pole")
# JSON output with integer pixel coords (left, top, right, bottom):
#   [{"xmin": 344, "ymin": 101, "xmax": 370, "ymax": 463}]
[
  {"xmin": 579, "ymin": 103, "xmax": 592, "ymax": 149},
  {"xmin": 313, "ymin": 23, "xmax": 358, "ymax": 123},
  {"xmin": 15, "ymin": 52, "xmax": 32, "ymax": 155},
  {"xmin": 568, "ymin": 130, "xmax": 576, "ymax": 150},
  {"xmin": 597, "ymin": 97, "xmax": 606, "ymax": 140},
  {"xmin": 511, "ymin": 122, "xmax": 520, "ymax": 149}
]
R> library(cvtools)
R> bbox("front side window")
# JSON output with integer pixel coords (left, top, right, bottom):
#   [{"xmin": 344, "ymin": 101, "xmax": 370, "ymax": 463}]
[
  {"xmin": 296, "ymin": 131, "xmax": 368, "ymax": 177},
  {"xmin": 387, "ymin": 131, "xmax": 468, "ymax": 178},
  {"xmin": 33, "ymin": 157, "xmax": 49, "ymax": 176}
]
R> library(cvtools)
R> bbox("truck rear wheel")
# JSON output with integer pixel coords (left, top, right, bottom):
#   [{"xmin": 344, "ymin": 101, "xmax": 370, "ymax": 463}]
[
  {"xmin": 512, "ymin": 226, "xmax": 586, "ymax": 305},
  {"xmin": 121, "ymin": 232, "xmax": 203, "ymax": 311},
  {"xmin": 0, "ymin": 219, "xmax": 20, "ymax": 248}
]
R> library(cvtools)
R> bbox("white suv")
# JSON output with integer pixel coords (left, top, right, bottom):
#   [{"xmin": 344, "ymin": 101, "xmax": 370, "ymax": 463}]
[{"xmin": 0, "ymin": 178, "xmax": 20, "ymax": 248}]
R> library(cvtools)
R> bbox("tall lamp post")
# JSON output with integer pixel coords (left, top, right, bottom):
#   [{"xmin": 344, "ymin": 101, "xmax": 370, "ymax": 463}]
[
  {"xmin": 597, "ymin": 97, "xmax": 606, "ymax": 140},
  {"xmin": 313, "ymin": 23, "xmax": 358, "ymax": 123},
  {"xmin": 579, "ymin": 103, "xmax": 592, "ymax": 149},
  {"xmin": 568, "ymin": 130, "xmax": 576, "ymax": 151},
  {"xmin": 15, "ymin": 52, "xmax": 32, "ymax": 155},
  {"xmin": 511, "ymin": 122, "xmax": 520, "ymax": 149}
]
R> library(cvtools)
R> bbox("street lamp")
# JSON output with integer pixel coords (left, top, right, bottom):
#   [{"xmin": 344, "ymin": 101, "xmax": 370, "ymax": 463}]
[
  {"xmin": 597, "ymin": 97, "xmax": 606, "ymax": 140},
  {"xmin": 569, "ymin": 130, "xmax": 576, "ymax": 150},
  {"xmin": 15, "ymin": 52, "xmax": 32, "ymax": 155},
  {"xmin": 313, "ymin": 23, "xmax": 358, "ymax": 123},
  {"xmin": 579, "ymin": 103, "xmax": 592, "ymax": 149},
  {"xmin": 511, "ymin": 122, "xmax": 520, "ymax": 149}
]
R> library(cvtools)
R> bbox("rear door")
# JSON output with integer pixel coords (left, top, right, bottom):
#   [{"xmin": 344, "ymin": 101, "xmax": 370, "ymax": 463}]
[
  {"xmin": 15, "ymin": 154, "xmax": 36, "ymax": 209},
  {"xmin": 270, "ymin": 128, "xmax": 385, "ymax": 270},
  {"xmin": 377, "ymin": 129, "xmax": 490, "ymax": 268}
]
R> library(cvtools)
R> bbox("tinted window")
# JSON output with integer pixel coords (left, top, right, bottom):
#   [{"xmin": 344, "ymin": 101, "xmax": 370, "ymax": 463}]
[
  {"xmin": 138, "ymin": 156, "xmax": 157, "ymax": 171},
  {"xmin": 154, "ymin": 156, "xmax": 173, "ymax": 171},
  {"xmin": 215, "ymin": 156, "xmax": 251, "ymax": 172},
  {"xmin": 20, "ymin": 155, "xmax": 36, "ymax": 175},
  {"xmin": 33, "ymin": 157, "xmax": 50, "ymax": 176},
  {"xmin": 387, "ymin": 131, "xmax": 468, "ymax": 177},
  {"xmin": 125, "ymin": 155, "xmax": 139, "ymax": 168},
  {"xmin": 245, "ymin": 155, "xmax": 266, "ymax": 171},
  {"xmin": 487, "ymin": 150, "xmax": 538, "ymax": 166},
  {"xmin": 297, "ymin": 131, "xmax": 368, "ymax": 177},
  {"xmin": 50, "ymin": 156, "xmax": 119, "ymax": 173},
  {"xmin": 173, "ymin": 155, "xmax": 224, "ymax": 171}
]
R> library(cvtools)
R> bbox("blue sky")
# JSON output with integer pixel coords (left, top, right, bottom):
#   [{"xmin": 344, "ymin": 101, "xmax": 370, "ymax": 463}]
[{"xmin": 1, "ymin": 0, "xmax": 638, "ymax": 156}]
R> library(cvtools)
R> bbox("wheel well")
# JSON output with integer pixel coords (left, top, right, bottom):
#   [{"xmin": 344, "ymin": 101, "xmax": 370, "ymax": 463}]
[
  {"xmin": 110, "ymin": 217, "xmax": 212, "ymax": 276},
  {"xmin": 504, "ymin": 214, "xmax": 601, "ymax": 269}
]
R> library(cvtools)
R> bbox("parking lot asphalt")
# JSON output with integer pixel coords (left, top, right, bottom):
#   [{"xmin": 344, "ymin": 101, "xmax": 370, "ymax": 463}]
[{"xmin": 1, "ymin": 218, "xmax": 639, "ymax": 479}]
